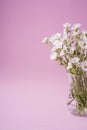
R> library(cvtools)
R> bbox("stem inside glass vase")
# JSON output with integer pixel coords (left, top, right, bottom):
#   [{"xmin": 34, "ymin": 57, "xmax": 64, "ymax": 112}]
[{"xmin": 67, "ymin": 73, "xmax": 87, "ymax": 116}]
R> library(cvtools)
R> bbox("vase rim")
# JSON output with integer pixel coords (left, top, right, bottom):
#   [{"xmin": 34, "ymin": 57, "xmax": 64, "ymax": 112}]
[{"xmin": 68, "ymin": 73, "xmax": 87, "ymax": 77}]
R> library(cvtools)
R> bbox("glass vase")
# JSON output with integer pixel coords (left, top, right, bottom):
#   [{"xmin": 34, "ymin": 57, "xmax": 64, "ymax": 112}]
[{"xmin": 67, "ymin": 73, "xmax": 87, "ymax": 116}]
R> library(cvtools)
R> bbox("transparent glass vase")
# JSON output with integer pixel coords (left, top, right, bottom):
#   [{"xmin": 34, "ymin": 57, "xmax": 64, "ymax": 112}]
[{"xmin": 67, "ymin": 73, "xmax": 87, "ymax": 116}]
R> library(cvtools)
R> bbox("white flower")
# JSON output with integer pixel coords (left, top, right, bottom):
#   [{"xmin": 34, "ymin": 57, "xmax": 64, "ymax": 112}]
[
  {"xmin": 81, "ymin": 61, "xmax": 87, "ymax": 71},
  {"xmin": 78, "ymin": 40, "xmax": 87, "ymax": 49},
  {"xmin": 73, "ymin": 30, "xmax": 80, "ymax": 36},
  {"xmin": 42, "ymin": 37, "xmax": 48, "ymax": 43},
  {"xmin": 49, "ymin": 33, "xmax": 61, "ymax": 43},
  {"xmin": 63, "ymin": 23, "xmax": 71, "ymax": 28},
  {"xmin": 63, "ymin": 45, "xmax": 67, "ymax": 51},
  {"xmin": 67, "ymin": 57, "xmax": 79, "ymax": 70},
  {"xmin": 51, "ymin": 46, "xmax": 58, "ymax": 52},
  {"xmin": 70, "ymin": 47, "xmax": 75, "ymax": 54},
  {"xmin": 63, "ymin": 33, "xmax": 68, "ymax": 39},
  {"xmin": 72, "ymin": 24, "xmax": 82, "ymax": 30},
  {"xmin": 60, "ymin": 50, "xmax": 64, "ymax": 56},
  {"xmin": 63, "ymin": 32, "xmax": 70, "ymax": 39},
  {"xmin": 67, "ymin": 62, "xmax": 72, "ymax": 70},
  {"xmin": 82, "ymin": 30, "xmax": 87, "ymax": 40},
  {"xmin": 50, "ymin": 52, "xmax": 58, "ymax": 60},
  {"xmin": 53, "ymin": 40, "xmax": 63, "ymax": 48},
  {"xmin": 70, "ymin": 57, "xmax": 79, "ymax": 63}
]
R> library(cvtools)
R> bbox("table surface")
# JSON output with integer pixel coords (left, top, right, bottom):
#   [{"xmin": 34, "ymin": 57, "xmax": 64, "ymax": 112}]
[{"xmin": 0, "ymin": 78, "xmax": 87, "ymax": 130}]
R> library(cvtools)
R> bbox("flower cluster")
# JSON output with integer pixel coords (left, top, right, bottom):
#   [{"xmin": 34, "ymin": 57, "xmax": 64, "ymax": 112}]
[{"xmin": 42, "ymin": 23, "xmax": 87, "ymax": 76}]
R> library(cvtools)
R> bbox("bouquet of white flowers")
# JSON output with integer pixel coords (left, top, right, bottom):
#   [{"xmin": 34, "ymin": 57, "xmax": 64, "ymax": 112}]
[
  {"xmin": 42, "ymin": 23, "xmax": 87, "ymax": 76},
  {"xmin": 42, "ymin": 23, "xmax": 87, "ymax": 116}
]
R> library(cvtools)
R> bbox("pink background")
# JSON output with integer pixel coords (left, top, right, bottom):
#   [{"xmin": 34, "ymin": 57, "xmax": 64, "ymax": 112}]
[{"xmin": 0, "ymin": 0, "xmax": 87, "ymax": 129}]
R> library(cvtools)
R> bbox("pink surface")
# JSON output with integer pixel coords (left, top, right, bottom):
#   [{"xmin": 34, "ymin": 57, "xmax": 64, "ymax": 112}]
[{"xmin": 0, "ymin": 0, "xmax": 87, "ymax": 129}]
